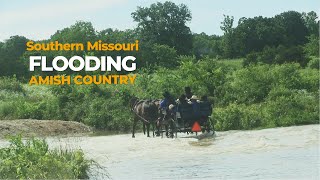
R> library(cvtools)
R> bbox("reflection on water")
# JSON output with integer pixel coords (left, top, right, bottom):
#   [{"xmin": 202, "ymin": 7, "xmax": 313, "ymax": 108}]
[{"xmin": 0, "ymin": 125, "xmax": 319, "ymax": 179}]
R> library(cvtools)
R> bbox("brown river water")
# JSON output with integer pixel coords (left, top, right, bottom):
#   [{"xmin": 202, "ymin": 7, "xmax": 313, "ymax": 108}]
[{"xmin": 0, "ymin": 125, "xmax": 319, "ymax": 179}]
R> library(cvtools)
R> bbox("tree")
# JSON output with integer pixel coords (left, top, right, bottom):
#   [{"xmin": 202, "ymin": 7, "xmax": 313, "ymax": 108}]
[
  {"xmin": 220, "ymin": 15, "xmax": 234, "ymax": 34},
  {"xmin": 97, "ymin": 28, "xmax": 139, "ymax": 57},
  {"xmin": 151, "ymin": 44, "xmax": 178, "ymax": 68},
  {"xmin": 0, "ymin": 36, "xmax": 29, "ymax": 77},
  {"xmin": 51, "ymin": 21, "xmax": 97, "ymax": 51},
  {"xmin": 232, "ymin": 16, "xmax": 280, "ymax": 55},
  {"xmin": 20, "ymin": 21, "xmax": 98, "ymax": 77},
  {"xmin": 304, "ymin": 34, "xmax": 319, "ymax": 57},
  {"xmin": 274, "ymin": 11, "xmax": 308, "ymax": 46},
  {"xmin": 221, "ymin": 11, "xmax": 310, "ymax": 58},
  {"xmin": 192, "ymin": 33, "xmax": 222, "ymax": 59},
  {"xmin": 302, "ymin": 11, "xmax": 319, "ymax": 36},
  {"xmin": 220, "ymin": 15, "xmax": 237, "ymax": 58},
  {"xmin": 132, "ymin": 1, "xmax": 193, "ymax": 55}
]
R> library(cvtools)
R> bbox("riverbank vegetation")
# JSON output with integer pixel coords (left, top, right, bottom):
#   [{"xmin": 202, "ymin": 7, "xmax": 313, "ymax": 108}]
[
  {"xmin": 0, "ymin": 135, "xmax": 92, "ymax": 179},
  {"xmin": 0, "ymin": 58, "xmax": 318, "ymax": 131},
  {"xmin": 0, "ymin": 1, "xmax": 319, "ymax": 132}
]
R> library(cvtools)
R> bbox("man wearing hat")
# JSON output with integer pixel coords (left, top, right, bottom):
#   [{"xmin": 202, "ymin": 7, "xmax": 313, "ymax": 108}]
[
  {"xmin": 184, "ymin": 87, "xmax": 193, "ymax": 100},
  {"xmin": 190, "ymin": 95, "xmax": 201, "ymax": 119},
  {"xmin": 160, "ymin": 91, "xmax": 174, "ymax": 110},
  {"xmin": 157, "ymin": 91, "xmax": 175, "ymax": 136},
  {"xmin": 159, "ymin": 91, "xmax": 175, "ymax": 120}
]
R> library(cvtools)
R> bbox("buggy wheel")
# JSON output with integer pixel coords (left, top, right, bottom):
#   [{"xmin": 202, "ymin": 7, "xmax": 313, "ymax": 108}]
[
  {"xmin": 169, "ymin": 119, "xmax": 176, "ymax": 138},
  {"xmin": 207, "ymin": 119, "xmax": 215, "ymax": 133},
  {"xmin": 160, "ymin": 124, "xmax": 163, "ymax": 138}
]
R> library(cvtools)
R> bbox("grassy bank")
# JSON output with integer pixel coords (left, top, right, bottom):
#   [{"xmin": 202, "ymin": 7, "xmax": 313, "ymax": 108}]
[
  {"xmin": 0, "ymin": 57, "xmax": 319, "ymax": 131},
  {"xmin": 0, "ymin": 135, "xmax": 92, "ymax": 179}
]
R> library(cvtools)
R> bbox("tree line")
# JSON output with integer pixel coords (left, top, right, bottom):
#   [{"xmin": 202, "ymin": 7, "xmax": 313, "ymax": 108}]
[
  {"xmin": 0, "ymin": 1, "xmax": 319, "ymax": 131},
  {"xmin": 0, "ymin": 1, "xmax": 318, "ymax": 78}
]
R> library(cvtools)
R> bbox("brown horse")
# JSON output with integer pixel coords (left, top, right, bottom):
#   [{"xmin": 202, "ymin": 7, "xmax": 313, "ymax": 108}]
[{"xmin": 130, "ymin": 98, "xmax": 159, "ymax": 138}]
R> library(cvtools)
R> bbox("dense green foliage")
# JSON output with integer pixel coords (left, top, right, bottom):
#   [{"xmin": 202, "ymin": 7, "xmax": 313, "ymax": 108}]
[
  {"xmin": 0, "ymin": 77, "xmax": 134, "ymax": 131},
  {"xmin": 0, "ymin": 1, "xmax": 319, "ymax": 132},
  {"xmin": 0, "ymin": 2, "xmax": 318, "ymax": 78},
  {"xmin": 1, "ymin": 2, "xmax": 317, "ymax": 179},
  {"xmin": 1, "ymin": 57, "xmax": 318, "ymax": 131},
  {"xmin": 218, "ymin": 11, "xmax": 318, "ymax": 60},
  {"xmin": 132, "ymin": 1, "xmax": 192, "ymax": 55},
  {"xmin": 213, "ymin": 64, "xmax": 319, "ymax": 130},
  {"xmin": 0, "ymin": 135, "xmax": 91, "ymax": 179}
]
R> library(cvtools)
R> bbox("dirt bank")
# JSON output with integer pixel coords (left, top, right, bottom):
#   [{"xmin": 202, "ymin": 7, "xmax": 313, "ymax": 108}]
[{"xmin": 0, "ymin": 119, "xmax": 92, "ymax": 139}]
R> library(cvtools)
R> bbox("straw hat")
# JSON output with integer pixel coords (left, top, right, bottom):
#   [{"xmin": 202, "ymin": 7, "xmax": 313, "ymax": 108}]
[{"xmin": 190, "ymin": 95, "xmax": 199, "ymax": 100}]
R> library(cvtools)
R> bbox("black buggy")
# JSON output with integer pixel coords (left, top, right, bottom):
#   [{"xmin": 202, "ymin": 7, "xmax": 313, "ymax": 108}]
[{"xmin": 160, "ymin": 99, "xmax": 214, "ymax": 138}]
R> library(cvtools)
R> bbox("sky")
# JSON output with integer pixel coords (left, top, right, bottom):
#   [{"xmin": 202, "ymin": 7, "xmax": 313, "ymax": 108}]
[{"xmin": 0, "ymin": 0, "xmax": 319, "ymax": 41}]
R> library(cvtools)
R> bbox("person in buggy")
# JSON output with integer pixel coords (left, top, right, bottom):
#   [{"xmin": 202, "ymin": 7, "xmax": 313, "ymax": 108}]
[
  {"xmin": 157, "ymin": 91, "xmax": 175, "ymax": 136},
  {"xmin": 175, "ymin": 94, "xmax": 188, "ymax": 123},
  {"xmin": 176, "ymin": 94, "xmax": 187, "ymax": 105},
  {"xmin": 189, "ymin": 95, "xmax": 201, "ymax": 119},
  {"xmin": 159, "ymin": 91, "xmax": 175, "ymax": 113},
  {"xmin": 198, "ymin": 95, "xmax": 213, "ymax": 132},
  {"xmin": 184, "ymin": 87, "xmax": 193, "ymax": 100}
]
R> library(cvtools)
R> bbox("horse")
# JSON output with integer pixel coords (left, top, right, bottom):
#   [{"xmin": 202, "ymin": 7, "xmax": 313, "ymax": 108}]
[{"xmin": 130, "ymin": 98, "xmax": 159, "ymax": 138}]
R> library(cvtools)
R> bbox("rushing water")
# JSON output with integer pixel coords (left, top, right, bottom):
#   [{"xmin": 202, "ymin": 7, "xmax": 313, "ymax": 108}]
[{"xmin": 0, "ymin": 125, "xmax": 319, "ymax": 179}]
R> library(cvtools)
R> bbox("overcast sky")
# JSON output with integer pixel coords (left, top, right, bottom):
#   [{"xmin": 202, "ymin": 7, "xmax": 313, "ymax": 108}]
[{"xmin": 0, "ymin": 0, "xmax": 319, "ymax": 41}]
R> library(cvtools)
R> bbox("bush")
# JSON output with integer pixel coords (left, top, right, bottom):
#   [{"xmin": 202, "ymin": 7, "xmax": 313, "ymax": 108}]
[
  {"xmin": 151, "ymin": 44, "xmax": 178, "ymax": 68},
  {"xmin": 222, "ymin": 63, "xmax": 307, "ymax": 105},
  {"xmin": 0, "ymin": 57, "xmax": 318, "ymax": 132},
  {"xmin": 0, "ymin": 101, "xmax": 18, "ymax": 119},
  {"xmin": 213, "ymin": 103, "xmax": 243, "ymax": 131},
  {"xmin": 213, "ymin": 103, "xmax": 263, "ymax": 131},
  {"xmin": 135, "ymin": 56, "xmax": 231, "ymax": 100},
  {"xmin": 49, "ymin": 84, "xmax": 134, "ymax": 131},
  {"xmin": 0, "ymin": 76, "xmax": 24, "ymax": 93},
  {"xmin": 243, "ymin": 52, "xmax": 258, "ymax": 66},
  {"xmin": 300, "ymin": 68, "xmax": 319, "ymax": 92},
  {"xmin": 243, "ymin": 45, "xmax": 308, "ymax": 66},
  {"xmin": 240, "ymin": 104, "xmax": 263, "ymax": 129},
  {"xmin": 0, "ymin": 135, "xmax": 92, "ymax": 179},
  {"xmin": 307, "ymin": 57, "xmax": 319, "ymax": 69},
  {"xmin": 304, "ymin": 35, "xmax": 319, "ymax": 57},
  {"xmin": 213, "ymin": 87, "xmax": 319, "ymax": 131},
  {"xmin": 222, "ymin": 65, "xmax": 272, "ymax": 104},
  {"xmin": 263, "ymin": 89, "xmax": 318, "ymax": 127}
]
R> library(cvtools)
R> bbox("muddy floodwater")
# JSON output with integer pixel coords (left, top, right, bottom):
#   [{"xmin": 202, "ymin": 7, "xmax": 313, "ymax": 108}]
[{"xmin": 0, "ymin": 125, "xmax": 319, "ymax": 179}]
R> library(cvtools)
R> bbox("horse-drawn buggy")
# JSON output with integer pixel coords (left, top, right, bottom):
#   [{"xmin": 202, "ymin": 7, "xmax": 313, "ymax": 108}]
[
  {"xmin": 158, "ymin": 95, "xmax": 214, "ymax": 138},
  {"xmin": 131, "ymin": 94, "xmax": 214, "ymax": 138}
]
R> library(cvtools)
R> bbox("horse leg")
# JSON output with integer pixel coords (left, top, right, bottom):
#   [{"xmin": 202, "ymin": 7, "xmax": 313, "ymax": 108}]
[
  {"xmin": 157, "ymin": 125, "xmax": 160, "ymax": 137},
  {"xmin": 143, "ymin": 123, "xmax": 146, "ymax": 135},
  {"xmin": 211, "ymin": 120, "xmax": 215, "ymax": 134},
  {"xmin": 165, "ymin": 125, "xmax": 169, "ymax": 137},
  {"xmin": 169, "ymin": 120, "xmax": 174, "ymax": 138},
  {"xmin": 172, "ymin": 120, "xmax": 176, "ymax": 138},
  {"xmin": 160, "ymin": 120, "xmax": 164, "ymax": 138},
  {"xmin": 132, "ymin": 118, "xmax": 137, "ymax": 138},
  {"xmin": 146, "ymin": 123, "xmax": 150, "ymax": 137},
  {"xmin": 156, "ymin": 118, "xmax": 161, "ymax": 137},
  {"xmin": 152, "ymin": 123, "xmax": 155, "ymax": 137},
  {"xmin": 206, "ymin": 120, "xmax": 211, "ymax": 132}
]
